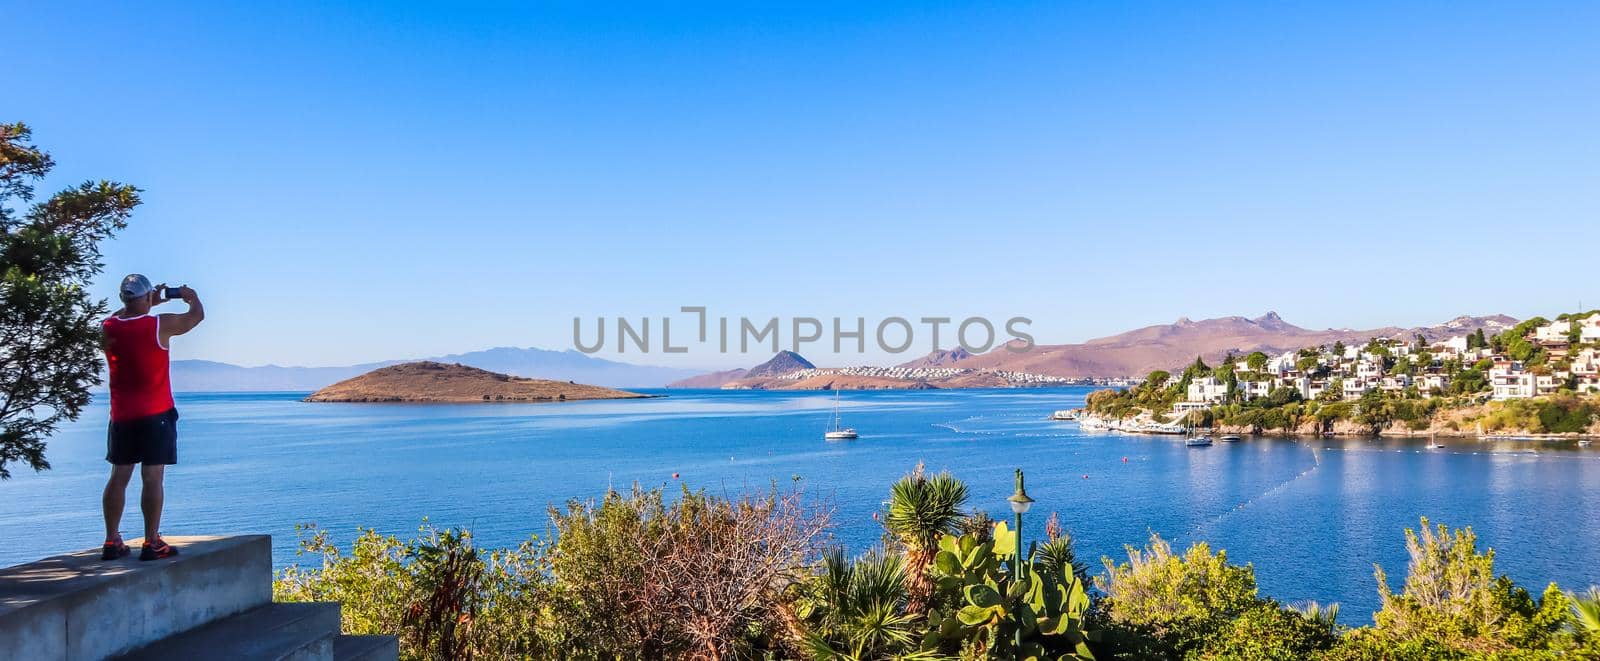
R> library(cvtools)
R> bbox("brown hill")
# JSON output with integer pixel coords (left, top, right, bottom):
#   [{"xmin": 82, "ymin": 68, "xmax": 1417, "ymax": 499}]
[
  {"xmin": 667, "ymin": 351, "xmax": 815, "ymax": 388},
  {"xmin": 949, "ymin": 312, "xmax": 1517, "ymax": 378},
  {"xmin": 729, "ymin": 374, "xmax": 940, "ymax": 390},
  {"xmin": 745, "ymin": 350, "xmax": 815, "ymax": 377},
  {"xmin": 666, "ymin": 368, "xmax": 750, "ymax": 389},
  {"xmin": 896, "ymin": 347, "xmax": 973, "ymax": 369},
  {"xmin": 305, "ymin": 361, "xmax": 650, "ymax": 403}
]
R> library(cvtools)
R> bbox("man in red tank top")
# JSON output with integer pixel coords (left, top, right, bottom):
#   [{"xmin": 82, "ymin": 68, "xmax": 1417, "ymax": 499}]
[{"xmin": 99, "ymin": 274, "xmax": 205, "ymax": 561}]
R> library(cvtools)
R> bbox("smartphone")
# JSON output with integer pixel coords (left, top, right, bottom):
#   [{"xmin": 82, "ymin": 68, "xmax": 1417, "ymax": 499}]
[{"xmin": 163, "ymin": 287, "xmax": 183, "ymax": 300}]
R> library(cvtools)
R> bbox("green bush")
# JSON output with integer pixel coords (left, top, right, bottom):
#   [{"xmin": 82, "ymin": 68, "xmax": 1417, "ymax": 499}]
[
  {"xmin": 1358, "ymin": 519, "xmax": 1572, "ymax": 657},
  {"xmin": 1095, "ymin": 534, "xmax": 1261, "ymax": 656},
  {"xmin": 273, "ymin": 524, "xmax": 552, "ymax": 660},
  {"xmin": 544, "ymin": 485, "xmax": 829, "ymax": 659},
  {"xmin": 275, "ymin": 472, "xmax": 1600, "ymax": 660},
  {"xmin": 1190, "ymin": 603, "xmax": 1337, "ymax": 661}
]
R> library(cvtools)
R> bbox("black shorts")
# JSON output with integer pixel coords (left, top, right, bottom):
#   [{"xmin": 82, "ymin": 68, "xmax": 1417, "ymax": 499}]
[{"xmin": 106, "ymin": 408, "xmax": 179, "ymax": 465}]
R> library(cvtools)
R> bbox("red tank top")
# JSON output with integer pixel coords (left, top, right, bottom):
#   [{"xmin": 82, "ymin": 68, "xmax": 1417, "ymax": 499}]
[{"xmin": 103, "ymin": 314, "xmax": 175, "ymax": 422}]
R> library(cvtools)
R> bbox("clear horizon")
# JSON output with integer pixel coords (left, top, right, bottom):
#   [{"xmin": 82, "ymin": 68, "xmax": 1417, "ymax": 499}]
[{"xmin": 8, "ymin": 1, "xmax": 1598, "ymax": 370}]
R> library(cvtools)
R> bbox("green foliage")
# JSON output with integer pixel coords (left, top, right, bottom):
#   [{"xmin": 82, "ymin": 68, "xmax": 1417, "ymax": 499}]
[
  {"xmin": 274, "ymin": 523, "xmax": 552, "ymax": 660},
  {"xmin": 1297, "ymin": 354, "xmax": 1323, "ymax": 375},
  {"xmin": 1085, "ymin": 372, "xmax": 1185, "ymax": 420},
  {"xmin": 930, "ymin": 522, "xmax": 1097, "ymax": 660},
  {"xmin": 1096, "ymin": 534, "xmax": 1262, "ymax": 656},
  {"xmin": 1295, "ymin": 600, "xmax": 1342, "ymax": 636},
  {"xmin": 1472, "ymin": 395, "xmax": 1600, "ymax": 434},
  {"xmin": 279, "ymin": 485, "xmax": 828, "ymax": 660},
  {"xmin": 1246, "ymin": 352, "xmax": 1269, "ymax": 372},
  {"xmin": 1573, "ymin": 587, "xmax": 1600, "ymax": 636},
  {"xmin": 1354, "ymin": 390, "xmax": 1391, "ymax": 430},
  {"xmin": 276, "ymin": 470, "xmax": 1600, "ymax": 660},
  {"xmin": 886, "ymin": 464, "xmax": 971, "ymax": 613},
  {"xmin": 1366, "ymin": 518, "xmax": 1570, "ymax": 656},
  {"xmin": 794, "ymin": 548, "xmax": 928, "ymax": 660},
  {"xmin": 546, "ymin": 485, "xmax": 828, "ymax": 659},
  {"xmin": 1496, "ymin": 318, "xmax": 1552, "ymax": 365},
  {"xmin": 1191, "ymin": 603, "xmax": 1338, "ymax": 661},
  {"xmin": 1146, "ymin": 370, "xmax": 1171, "ymax": 389},
  {"xmin": 1, "ymin": 122, "xmax": 141, "ymax": 478}
]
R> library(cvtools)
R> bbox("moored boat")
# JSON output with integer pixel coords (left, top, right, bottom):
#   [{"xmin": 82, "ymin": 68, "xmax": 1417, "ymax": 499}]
[
  {"xmin": 824, "ymin": 390, "xmax": 857, "ymax": 440},
  {"xmin": 1219, "ymin": 434, "xmax": 1241, "ymax": 442}
]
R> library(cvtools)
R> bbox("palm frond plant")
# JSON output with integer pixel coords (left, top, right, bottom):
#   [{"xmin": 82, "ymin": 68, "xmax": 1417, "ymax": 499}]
[
  {"xmin": 795, "ymin": 548, "xmax": 930, "ymax": 660},
  {"xmin": 1294, "ymin": 600, "xmax": 1341, "ymax": 635},
  {"xmin": 1572, "ymin": 586, "xmax": 1600, "ymax": 636},
  {"xmin": 884, "ymin": 464, "xmax": 970, "ymax": 614},
  {"xmin": 1036, "ymin": 512, "xmax": 1091, "ymax": 585}
]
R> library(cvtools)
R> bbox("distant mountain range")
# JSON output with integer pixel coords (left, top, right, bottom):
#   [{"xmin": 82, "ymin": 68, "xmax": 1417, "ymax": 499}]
[
  {"xmin": 152, "ymin": 347, "xmax": 702, "ymax": 392},
  {"xmin": 667, "ymin": 351, "xmax": 814, "ymax": 388},
  {"xmin": 665, "ymin": 312, "xmax": 1518, "ymax": 387},
  {"xmin": 157, "ymin": 313, "xmax": 1520, "ymax": 391},
  {"xmin": 948, "ymin": 312, "xmax": 1518, "ymax": 378}
]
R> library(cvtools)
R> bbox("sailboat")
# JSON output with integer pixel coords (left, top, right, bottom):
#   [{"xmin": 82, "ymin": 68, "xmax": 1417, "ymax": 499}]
[
  {"xmin": 824, "ymin": 390, "xmax": 858, "ymax": 440},
  {"xmin": 1184, "ymin": 418, "xmax": 1212, "ymax": 447}
]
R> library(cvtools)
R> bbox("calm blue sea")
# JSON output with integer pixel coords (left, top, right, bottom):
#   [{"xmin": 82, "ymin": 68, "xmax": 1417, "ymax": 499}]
[{"xmin": 3, "ymin": 387, "xmax": 1597, "ymax": 621}]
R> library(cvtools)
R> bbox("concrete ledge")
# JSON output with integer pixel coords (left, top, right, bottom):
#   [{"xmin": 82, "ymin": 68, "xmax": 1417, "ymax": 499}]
[
  {"xmin": 0, "ymin": 535, "xmax": 272, "ymax": 660},
  {"xmin": 334, "ymin": 634, "xmax": 400, "ymax": 661},
  {"xmin": 115, "ymin": 602, "xmax": 341, "ymax": 660}
]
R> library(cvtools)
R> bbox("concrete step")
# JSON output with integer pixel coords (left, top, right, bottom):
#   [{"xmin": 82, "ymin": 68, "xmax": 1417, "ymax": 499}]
[
  {"xmin": 114, "ymin": 601, "xmax": 341, "ymax": 660},
  {"xmin": 0, "ymin": 535, "xmax": 272, "ymax": 660},
  {"xmin": 334, "ymin": 634, "xmax": 400, "ymax": 661}
]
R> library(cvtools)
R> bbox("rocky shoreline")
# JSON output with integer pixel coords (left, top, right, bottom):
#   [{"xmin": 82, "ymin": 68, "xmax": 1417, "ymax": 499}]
[{"xmin": 1076, "ymin": 413, "xmax": 1598, "ymax": 440}]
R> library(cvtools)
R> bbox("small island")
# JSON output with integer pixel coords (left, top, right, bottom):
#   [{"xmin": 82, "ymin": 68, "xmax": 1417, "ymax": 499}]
[{"xmin": 304, "ymin": 361, "xmax": 652, "ymax": 403}]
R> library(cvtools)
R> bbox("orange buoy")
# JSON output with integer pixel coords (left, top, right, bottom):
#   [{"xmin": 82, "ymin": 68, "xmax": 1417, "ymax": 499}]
[
  {"xmin": 1082, "ymin": 474, "xmax": 1089, "ymax": 479},
  {"xmin": 672, "ymin": 472, "xmax": 680, "ymax": 479},
  {"xmin": 1122, "ymin": 457, "xmax": 1128, "ymax": 463}
]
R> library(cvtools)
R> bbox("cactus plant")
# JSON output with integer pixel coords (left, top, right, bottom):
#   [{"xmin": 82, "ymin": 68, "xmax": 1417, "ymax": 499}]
[{"xmin": 928, "ymin": 522, "xmax": 1096, "ymax": 660}]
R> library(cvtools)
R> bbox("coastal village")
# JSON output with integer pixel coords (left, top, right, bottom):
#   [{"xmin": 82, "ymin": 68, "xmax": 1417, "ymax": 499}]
[
  {"xmin": 1183, "ymin": 313, "xmax": 1600, "ymax": 407},
  {"xmin": 1081, "ymin": 312, "xmax": 1600, "ymax": 435}
]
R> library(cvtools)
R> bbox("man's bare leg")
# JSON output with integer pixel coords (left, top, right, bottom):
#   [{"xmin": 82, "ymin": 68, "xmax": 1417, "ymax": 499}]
[
  {"xmin": 140, "ymin": 464, "xmax": 165, "ymax": 541},
  {"xmin": 103, "ymin": 464, "xmax": 136, "ymax": 541}
]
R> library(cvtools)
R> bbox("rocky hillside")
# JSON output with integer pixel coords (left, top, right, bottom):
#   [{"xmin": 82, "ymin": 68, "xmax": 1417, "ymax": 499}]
[
  {"xmin": 949, "ymin": 312, "xmax": 1517, "ymax": 378},
  {"xmin": 305, "ymin": 362, "xmax": 650, "ymax": 403},
  {"xmin": 666, "ymin": 368, "xmax": 751, "ymax": 389},
  {"xmin": 669, "ymin": 351, "xmax": 817, "ymax": 388},
  {"xmin": 745, "ymin": 350, "xmax": 815, "ymax": 377},
  {"xmin": 896, "ymin": 347, "xmax": 972, "ymax": 369}
]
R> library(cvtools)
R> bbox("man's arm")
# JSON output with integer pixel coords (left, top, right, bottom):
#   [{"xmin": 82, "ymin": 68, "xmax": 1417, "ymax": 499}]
[{"xmin": 158, "ymin": 286, "xmax": 204, "ymax": 346}]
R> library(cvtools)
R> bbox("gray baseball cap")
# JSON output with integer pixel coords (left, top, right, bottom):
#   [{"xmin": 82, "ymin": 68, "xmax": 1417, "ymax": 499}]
[{"xmin": 119, "ymin": 274, "xmax": 154, "ymax": 302}]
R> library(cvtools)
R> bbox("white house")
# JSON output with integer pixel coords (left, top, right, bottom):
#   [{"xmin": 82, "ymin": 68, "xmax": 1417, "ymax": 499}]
[
  {"xmin": 1534, "ymin": 320, "xmax": 1572, "ymax": 343},
  {"xmin": 1490, "ymin": 363, "xmax": 1534, "ymax": 400},
  {"xmin": 1343, "ymin": 378, "xmax": 1373, "ymax": 400},
  {"xmin": 1437, "ymin": 336, "xmax": 1469, "ymax": 356},
  {"xmin": 1572, "ymin": 348, "xmax": 1600, "ymax": 376},
  {"xmin": 1241, "ymin": 380, "xmax": 1273, "ymax": 400},
  {"xmin": 1381, "ymin": 374, "xmax": 1411, "ymax": 391},
  {"xmin": 1186, "ymin": 377, "xmax": 1229, "ymax": 404},
  {"xmin": 1581, "ymin": 314, "xmax": 1600, "ymax": 342},
  {"xmin": 1415, "ymin": 374, "xmax": 1449, "ymax": 392}
]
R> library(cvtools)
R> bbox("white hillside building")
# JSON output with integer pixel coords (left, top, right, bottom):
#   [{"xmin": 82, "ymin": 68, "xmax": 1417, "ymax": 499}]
[{"xmin": 1187, "ymin": 377, "xmax": 1229, "ymax": 404}]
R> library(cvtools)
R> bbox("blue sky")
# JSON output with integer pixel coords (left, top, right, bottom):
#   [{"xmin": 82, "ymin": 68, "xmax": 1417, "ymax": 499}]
[{"xmin": 7, "ymin": 1, "xmax": 1598, "ymax": 369}]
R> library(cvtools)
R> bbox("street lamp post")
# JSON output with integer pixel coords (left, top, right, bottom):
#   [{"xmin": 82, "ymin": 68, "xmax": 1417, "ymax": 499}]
[{"xmin": 1007, "ymin": 469, "xmax": 1035, "ymax": 660}]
